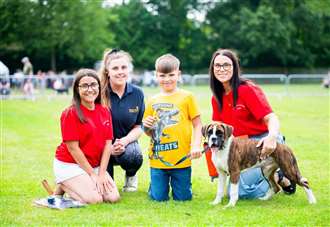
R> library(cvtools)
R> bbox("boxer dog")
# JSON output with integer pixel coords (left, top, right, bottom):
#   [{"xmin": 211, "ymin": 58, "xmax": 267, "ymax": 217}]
[{"xmin": 202, "ymin": 122, "xmax": 316, "ymax": 208}]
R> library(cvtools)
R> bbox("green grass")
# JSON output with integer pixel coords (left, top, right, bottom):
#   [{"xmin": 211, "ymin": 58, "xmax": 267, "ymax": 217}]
[{"xmin": 1, "ymin": 85, "xmax": 329, "ymax": 226}]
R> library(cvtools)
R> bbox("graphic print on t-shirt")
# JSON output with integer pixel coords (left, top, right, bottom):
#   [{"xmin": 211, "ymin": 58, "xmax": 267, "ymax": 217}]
[{"xmin": 151, "ymin": 103, "xmax": 179, "ymax": 156}]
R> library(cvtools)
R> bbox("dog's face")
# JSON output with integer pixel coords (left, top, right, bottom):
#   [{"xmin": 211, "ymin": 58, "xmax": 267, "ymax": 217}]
[{"xmin": 202, "ymin": 122, "xmax": 233, "ymax": 152}]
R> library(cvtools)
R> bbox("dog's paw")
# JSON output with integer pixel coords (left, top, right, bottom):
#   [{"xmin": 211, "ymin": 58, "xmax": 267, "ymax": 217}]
[
  {"xmin": 223, "ymin": 202, "xmax": 235, "ymax": 209},
  {"xmin": 210, "ymin": 199, "xmax": 221, "ymax": 205}
]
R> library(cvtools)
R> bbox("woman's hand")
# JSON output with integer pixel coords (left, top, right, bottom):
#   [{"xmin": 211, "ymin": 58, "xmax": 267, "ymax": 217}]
[
  {"xmin": 256, "ymin": 134, "xmax": 277, "ymax": 160},
  {"xmin": 112, "ymin": 139, "xmax": 125, "ymax": 156}
]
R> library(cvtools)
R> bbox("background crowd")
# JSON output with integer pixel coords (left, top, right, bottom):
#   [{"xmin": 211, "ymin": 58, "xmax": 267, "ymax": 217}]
[{"xmin": 1, "ymin": 0, "xmax": 329, "ymax": 75}]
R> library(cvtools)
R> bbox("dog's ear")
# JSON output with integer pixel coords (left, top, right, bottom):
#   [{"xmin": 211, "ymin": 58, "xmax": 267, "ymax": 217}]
[
  {"xmin": 221, "ymin": 123, "xmax": 233, "ymax": 140},
  {"xmin": 202, "ymin": 124, "xmax": 210, "ymax": 137}
]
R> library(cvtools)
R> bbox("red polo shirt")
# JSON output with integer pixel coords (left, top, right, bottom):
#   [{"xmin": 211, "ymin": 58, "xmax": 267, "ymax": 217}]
[
  {"xmin": 55, "ymin": 104, "xmax": 113, "ymax": 167},
  {"xmin": 212, "ymin": 83, "xmax": 272, "ymax": 137}
]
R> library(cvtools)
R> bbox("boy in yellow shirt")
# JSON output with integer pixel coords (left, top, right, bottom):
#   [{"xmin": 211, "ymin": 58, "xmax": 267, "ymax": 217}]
[{"xmin": 143, "ymin": 54, "xmax": 202, "ymax": 201}]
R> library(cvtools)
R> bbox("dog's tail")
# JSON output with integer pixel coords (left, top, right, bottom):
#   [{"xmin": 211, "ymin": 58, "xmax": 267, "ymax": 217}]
[{"xmin": 300, "ymin": 177, "xmax": 317, "ymax": 204}]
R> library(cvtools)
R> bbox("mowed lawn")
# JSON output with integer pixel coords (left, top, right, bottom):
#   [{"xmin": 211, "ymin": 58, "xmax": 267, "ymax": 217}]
[{"xmin": 1, "ymin": 85, "xmax": 329, "ymax": 226}]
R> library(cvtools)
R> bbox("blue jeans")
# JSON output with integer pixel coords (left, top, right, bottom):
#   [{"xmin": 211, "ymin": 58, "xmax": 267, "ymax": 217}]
[
  {"xmin": 229, "ymin": 133, "xmax": 285, "ymax": 199},
  {"xmin": 107, "ymin": 141, "xmax": 143, "ymax": 178},
  {"xmin": 149, "ymin": 167, "xmax": 192, "ymax": 201}
]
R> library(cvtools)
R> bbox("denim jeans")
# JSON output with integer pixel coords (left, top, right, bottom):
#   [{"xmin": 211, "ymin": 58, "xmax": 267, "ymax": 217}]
[
  {"xmin": 107, "ymin": 141, "xmax": 143, "ymax": 178},
  {"xmin": 229, "ymin": 133, "xmax": 285, "ymax": 199},
  {"xmin": 149, "ymin": 167, "xmax": 192, "ymax": 201}
]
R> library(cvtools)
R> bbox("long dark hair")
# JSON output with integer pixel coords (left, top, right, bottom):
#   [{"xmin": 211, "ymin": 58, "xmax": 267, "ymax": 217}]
[
  {"xmin": 209, "ymin": 49, "xmax": 247, "ymax": 111},
  {"xmin": 72, "ymin": 68, "xmax": 101, "ymax": 123}
]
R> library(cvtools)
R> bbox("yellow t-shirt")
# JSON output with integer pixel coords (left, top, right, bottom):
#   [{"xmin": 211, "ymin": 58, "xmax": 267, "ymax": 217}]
[{"xmin": 143, "ymin": 89, "xmax": 200, "ymax": 169}]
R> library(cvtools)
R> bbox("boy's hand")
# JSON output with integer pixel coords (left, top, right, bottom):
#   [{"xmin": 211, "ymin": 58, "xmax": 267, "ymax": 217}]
[
  {"xmin": 190, "ymin": 148, "xmax": 202, "ymax": 159},
  {"xmin": 142, "ymin": 116, "xmax": 156, "ymax": 130}
]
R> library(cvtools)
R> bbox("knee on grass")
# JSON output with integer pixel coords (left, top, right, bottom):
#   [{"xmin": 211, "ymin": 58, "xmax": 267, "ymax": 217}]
[{"xmin": 103, "ymin": 192, "xmax": 121, "ymax": 203}]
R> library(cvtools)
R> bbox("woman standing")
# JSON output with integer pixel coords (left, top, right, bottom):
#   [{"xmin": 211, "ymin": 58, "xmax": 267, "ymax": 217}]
[
  {"xmin": 99, "ymin": 49, "xmax": 145, "ymax": 192},
  {"xmin": 53, "ymin": 69, "xmax": 120, "ymax": 204},
  {"xmin": 208, "ymin": 49, "xmax": 295, "ymax": 198}
]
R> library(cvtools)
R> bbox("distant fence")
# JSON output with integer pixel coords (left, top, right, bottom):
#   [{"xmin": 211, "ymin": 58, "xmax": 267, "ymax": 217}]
[
  {"xmin": 0, "ymin": 73, "xmax": 328, "ymax": 100},
  {"xmin": 191, "ymin": 74, "xmax": 326, "ymax": 85},
  {"xmin": 0, "ymin": 74, "xmax": 74, "ymax": 100}
]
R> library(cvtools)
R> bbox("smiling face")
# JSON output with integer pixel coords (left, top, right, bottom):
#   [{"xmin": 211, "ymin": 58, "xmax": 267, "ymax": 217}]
[
  {"xmin": 78, "ymin": 76, "xmax": 100, "ymax": 107},
  {"xmin": 213, "ymin": 55, "xmax": 234, "ymax": 86},
  {"xmin": 107, "ymin": 57, "xmax": 129, "ymax": 88},
  {"xmin": 156, "ymin": 69, "xmax": 181, "ymax": 93}
]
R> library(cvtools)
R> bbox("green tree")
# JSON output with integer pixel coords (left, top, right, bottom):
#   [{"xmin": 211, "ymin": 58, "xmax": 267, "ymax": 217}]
[
  {"xmin": 205, "ymin": 0, "xmax": 330, "ymax": 68},
  {"xmin": 107, "ymin": 0, "xmax": 207, "ymax": 72},
  {"xmin": 238, "ymin": 6, "xmax": 292, "ymax": 67},
  {"xmin": 0, "ymin": 0, "xmax": 113, "ymax": 71},
  {"xmin": 107, "ymin": 1, "xmax": 166, "ymax": 70}
]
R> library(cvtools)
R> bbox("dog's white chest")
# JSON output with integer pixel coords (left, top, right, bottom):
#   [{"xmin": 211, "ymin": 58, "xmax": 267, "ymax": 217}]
[
  {"xmin": 212, "ymin": 152, "xmax": 229, "ymax": 174},
  {"xmin": 211, "ymin": 138, "xmax": 232, "ymax": 174}
]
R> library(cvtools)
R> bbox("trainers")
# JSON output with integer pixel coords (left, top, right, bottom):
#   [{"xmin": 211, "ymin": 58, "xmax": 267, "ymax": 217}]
[{"xmin": 122, "ymin": 175, "xmax": 138, "ymax": 192}]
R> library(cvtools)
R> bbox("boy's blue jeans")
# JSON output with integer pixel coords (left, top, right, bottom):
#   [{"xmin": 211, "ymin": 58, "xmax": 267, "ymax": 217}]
[
  {"xmin": 149, "ymin": 167, "xmax": 192, "ymax": 201},
  {"xmin": 229, "ymin": 133, "xmax": 285, "ymax": 199}
]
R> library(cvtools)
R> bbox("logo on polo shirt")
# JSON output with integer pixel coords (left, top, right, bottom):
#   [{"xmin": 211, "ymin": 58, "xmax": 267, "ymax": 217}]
[
  {"xmin": 103, "ymin": 120, "xmax": 111, "ymax": 127},
  {"xmin": 235, "ymin": 104, "xmax": 246, "ymax": 110},
  {"xmin": 129, "ymin": 106, "xmax": 139, "ymax": 113}
]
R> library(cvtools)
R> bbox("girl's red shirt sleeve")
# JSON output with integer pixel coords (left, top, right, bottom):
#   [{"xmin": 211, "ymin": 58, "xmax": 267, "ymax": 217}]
[{"xmin": 60, "ymin": 107, "xmax": 80, "ymax": 142}]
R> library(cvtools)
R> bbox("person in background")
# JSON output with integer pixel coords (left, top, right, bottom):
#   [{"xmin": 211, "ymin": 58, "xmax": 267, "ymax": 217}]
[
  {"xmin": 0, "ymin": 60, "xmax": 9, "ymax": 78},
  {"xmin": 322, "ymin": 71, "xmax": 330, "ymax": 88},
  {"xmin": 0, "ymin": 77, "xmax": 11, "ymax": 97},
  {"xmin": 143, "ymin": 54, "xmax": 202, "ymax": 201},
  {"xmin": 53, "ymin": 68, "xmax": 120, "ymax": 204},
  {"xmin": 21, "ymin": 57, "xmax": 34, "ymax": 98},
  {"xmin": 99, "ymin": 49, "xmax": 145, "ymax": 192},
  {"xmin": 0, "ymin": 60, "xmax": 10, "ymax": 97},
  {"xmin": 208, "ymin": 48, "xmax": 296, "ymax": 199}
]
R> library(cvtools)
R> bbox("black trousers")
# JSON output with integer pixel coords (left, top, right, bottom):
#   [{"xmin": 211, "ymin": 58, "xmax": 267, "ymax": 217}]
[{"xmin": 107, "ymin": 141, "xmax": 143, "ymax": 178}]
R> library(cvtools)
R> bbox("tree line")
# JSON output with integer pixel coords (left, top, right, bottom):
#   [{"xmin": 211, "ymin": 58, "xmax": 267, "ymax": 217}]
[{"xmin": 0, "ymin": 0, "xmax": 329, "ymax": 74}]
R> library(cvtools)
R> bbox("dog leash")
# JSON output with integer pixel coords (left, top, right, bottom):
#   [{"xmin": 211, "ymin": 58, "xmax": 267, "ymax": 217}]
[
  {"xmin": 150, "ymin": 142, "xmax": 209, "ymax": 167},
  {"xmin": 173, "ymin": 142, "xmax": 209, "ymax": 166}
]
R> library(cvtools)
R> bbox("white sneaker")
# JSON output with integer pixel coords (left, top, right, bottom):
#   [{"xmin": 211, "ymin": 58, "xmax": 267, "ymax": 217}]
[{"xmin": 122, "ymin": 175, "xmax": 138, "ymax": 192}]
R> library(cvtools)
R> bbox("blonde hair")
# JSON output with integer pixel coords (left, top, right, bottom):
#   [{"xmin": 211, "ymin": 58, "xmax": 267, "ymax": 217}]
[
  {"xmin": 99, "ymin": 48, "xmax": 133, "ymax": 108},
  {"xmin": 155, "ymin": 54, "xmax": 180, "ymax": 73}
]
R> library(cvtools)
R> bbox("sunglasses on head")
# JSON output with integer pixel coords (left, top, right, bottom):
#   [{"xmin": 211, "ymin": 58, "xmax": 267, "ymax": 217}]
[{"xmin": 108, "ymin": 48, "xmax": 120, "ymax": 56}]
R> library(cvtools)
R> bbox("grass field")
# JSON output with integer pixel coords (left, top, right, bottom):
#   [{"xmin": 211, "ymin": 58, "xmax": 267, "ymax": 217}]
[{"xmin": 1, "ymin": 84, "xmax": 329, "ymax": 226}]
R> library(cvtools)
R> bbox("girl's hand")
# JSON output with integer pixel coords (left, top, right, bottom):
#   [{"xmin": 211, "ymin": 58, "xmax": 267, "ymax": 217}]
[
  {"xmin": 98, "ymin": 173, "xmax": 115, "ymax": 194},
  {"xmin": 90, "ymin": 173, "xmax": 103, "ymax": 195}
]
